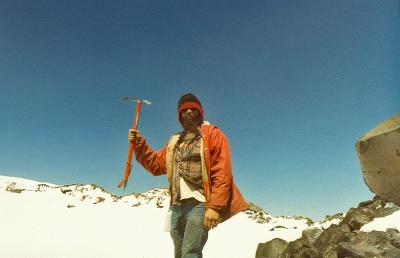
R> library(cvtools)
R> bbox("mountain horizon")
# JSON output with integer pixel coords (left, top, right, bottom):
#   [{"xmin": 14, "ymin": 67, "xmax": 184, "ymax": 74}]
[{"xmin": 1, "ymin": 174, "xmax": 343, "ymax": 258}]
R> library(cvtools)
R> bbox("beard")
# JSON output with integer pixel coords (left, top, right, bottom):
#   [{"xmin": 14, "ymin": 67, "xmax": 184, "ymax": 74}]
[
  {"xmin": 181, "ymin": 119, "xmax": 199, "ymax": 132},
  {"xmin": 181, "ymin": 116, "xmax": 202, "ymax": 132}
]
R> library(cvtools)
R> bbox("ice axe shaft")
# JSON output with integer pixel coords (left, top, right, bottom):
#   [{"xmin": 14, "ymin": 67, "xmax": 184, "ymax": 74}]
[{"xmin": 117, "ymin": 97, "xmax": 151, "ymax": 189}]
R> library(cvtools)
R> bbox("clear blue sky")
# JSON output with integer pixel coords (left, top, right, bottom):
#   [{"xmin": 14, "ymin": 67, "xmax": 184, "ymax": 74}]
[{"xmin": 1, "ymin": 0, "xmax": 399, "ymax": 220}]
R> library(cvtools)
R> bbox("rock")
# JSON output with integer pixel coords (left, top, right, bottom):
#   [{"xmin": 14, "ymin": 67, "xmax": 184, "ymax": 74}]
[
  {"xmin": 355, "ymin": 113, "xmax": 400, "ymax": 206},
  {"xmin": 61, "ymin": 187, "xmax": 72, "ymax": 194},
  {"xmin": 339, "ymin": 196, "xmax": 399, "ymax": 232},
  {"xmin": 270, "ymin": 225, "xmax": 288, "ymax": 231},
  {"xmin": 323, "ymin": 213, "xmax": 344, "ymax": 222},
  {"xmin": 358, "ymin": 197, "xmax": 399, "ymax": 218},
  {"xmin": 339, "ymin": 207, "xmax": 374, "ymax": 231},
  {"xmin": 387, "ymin": 228, "xmax": 400, "ymax": 249},
  {"xmin": 256, "ymin": 228, "xmax": 323, "ymax": 258},
  {"xmin": 255, "ymin": 198, "xmax": 400, "ymax": 258},
  {"xmin": 336, "ymin": 229, "xmax": 400, "ymax": 258},
  {"xmin": 313, "ymin": 224, "xmax": 352, "ymax": 257},
  {"xmin": 255, "ymin": 238, "xmax": 288, "ymax": 258},
  {"xmin": 246, "ymin": 202, "xmax": 272, "ymax": 224},
  {"xmin": 94, "ymin": 197, "xmax": 105, "ymax": 204},
  {"xmin": 285, "ymin": 238, "xmax": 320, "ymax": 258},
  {"xmin": 300, "ymin": 227, "xmax": 323, "ymax": 246},
  {"xmin": 6, "ymin": 182, "xmax": 24, "ymax": 193}
]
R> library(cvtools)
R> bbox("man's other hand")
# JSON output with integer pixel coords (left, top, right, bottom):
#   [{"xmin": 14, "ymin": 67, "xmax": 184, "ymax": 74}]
[{"xmin": 204, "ymin": 208, "xmax": 220, "ymax": 230}]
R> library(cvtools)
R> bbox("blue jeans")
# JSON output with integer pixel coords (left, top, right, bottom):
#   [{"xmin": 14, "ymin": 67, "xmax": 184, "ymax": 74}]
[{"xmin": 170, "ymin": 198, "xmax": 208, "ymax": 258}]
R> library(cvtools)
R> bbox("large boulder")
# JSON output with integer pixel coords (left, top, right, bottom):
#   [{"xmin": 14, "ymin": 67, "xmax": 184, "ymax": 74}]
[
  {"xmin": 283, "ymin": 228, "xmax": 322, "ymax": 258},
  {"xmin": 313, "ymin": 223, "xmax": 352, "ymax": 257},
  {"xmin": 355, "ymin": 113, "xmax": 400, "ymax": 206},
  {"xmin": 255, "ymin": 238, "xmax": 288, "ymax": 258}
]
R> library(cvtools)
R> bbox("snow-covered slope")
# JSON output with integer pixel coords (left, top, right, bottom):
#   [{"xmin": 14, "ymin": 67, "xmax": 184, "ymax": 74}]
[
  {"xmin": 361, "ymin": 205, "xmax": 400, "ymax": 232},
  {"xmin": 0, "ymin": 175, "xmax": 354, "ymax": 258}
]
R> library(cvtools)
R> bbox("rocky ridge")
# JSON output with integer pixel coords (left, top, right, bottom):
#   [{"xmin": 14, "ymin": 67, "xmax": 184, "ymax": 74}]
[
  {"xmin": 0, "ymin": 175, "xmax": 170, "ymax": 209},
  {"xmin": 1, "ymin": 175, "xmax": 340, "ymax": 230},
  {"xmin": 255, "ymin": 196, "xmax": 400, "ymax": 258}
]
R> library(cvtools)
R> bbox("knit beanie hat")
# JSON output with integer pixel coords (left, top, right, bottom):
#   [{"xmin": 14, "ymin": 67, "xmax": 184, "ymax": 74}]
[{"xmin": 177, "ymin": 93, "xmax": 204, "ymax": 123}]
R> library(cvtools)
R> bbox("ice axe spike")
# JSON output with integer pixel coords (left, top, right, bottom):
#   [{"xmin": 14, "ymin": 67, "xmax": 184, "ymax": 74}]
[{"xmin": 117, "ymin": 97, "xmax": 151, "ymax": 190}]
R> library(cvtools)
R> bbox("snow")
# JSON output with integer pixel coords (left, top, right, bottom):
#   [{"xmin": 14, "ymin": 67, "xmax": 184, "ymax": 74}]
[
  {"xmin": 0, "ymin": 176, "xmax": 172, "ymax": 258},
  {"xmin": 1, "ymin": 175, "xmax": 384, "ymax": 258},
  {"xmin": 313, "ymin": 216, "xmax": 344, "ymax": 230},
  {"xmin": 361, "ymin": 210, "xmax": 400, "ymax": 232}
]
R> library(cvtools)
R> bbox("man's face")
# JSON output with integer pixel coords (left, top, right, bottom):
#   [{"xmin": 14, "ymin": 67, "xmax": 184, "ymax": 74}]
[{"xmin": 180, "ymin": 108, "xmax": 201, "ymax": 131}]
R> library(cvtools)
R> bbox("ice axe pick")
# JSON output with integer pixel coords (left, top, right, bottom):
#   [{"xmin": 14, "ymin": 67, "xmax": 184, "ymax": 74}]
[{"xmin": 117, "ymin": 97, "xmax": 151, "ymax": 190}]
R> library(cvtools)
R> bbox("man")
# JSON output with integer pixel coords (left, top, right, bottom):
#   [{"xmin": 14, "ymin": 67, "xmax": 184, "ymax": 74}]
[{"xmin": 128, "ymin": 93, "xmax": 248, "ymax": 258}]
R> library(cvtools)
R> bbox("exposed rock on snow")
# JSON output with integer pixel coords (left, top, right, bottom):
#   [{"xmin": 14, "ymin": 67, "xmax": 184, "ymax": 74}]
[
  {"xmin": 245, "ymin": 202, "xmax": 272, "ymax": 224},
  {"xmin": 255, "ymin": 196, "xmax": 400, "ymax": 258},
  {"xmin": 6, "ymin": 182, "xmax": 25, "ymax": 193}
]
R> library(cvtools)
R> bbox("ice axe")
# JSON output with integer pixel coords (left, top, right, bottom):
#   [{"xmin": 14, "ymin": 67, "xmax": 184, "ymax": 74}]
[{"xmin": 117, "ymin": 97, "xmax": 151, "ymax": 190}]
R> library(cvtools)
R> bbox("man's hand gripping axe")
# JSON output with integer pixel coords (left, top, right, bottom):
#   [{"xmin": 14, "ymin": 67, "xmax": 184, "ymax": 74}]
[{"xmin": 117, "ymin": 97, "xmax": 151, "ymax": 190}]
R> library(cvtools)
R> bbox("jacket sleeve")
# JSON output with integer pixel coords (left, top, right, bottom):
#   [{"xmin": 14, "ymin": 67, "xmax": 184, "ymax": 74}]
[
  {"xmin": 206, "ymin": 127, "xmax": 233, "ymax": 213},
  {"xmin": 133, "ymin": 138, "xmax": 167, "ymax": 176}
]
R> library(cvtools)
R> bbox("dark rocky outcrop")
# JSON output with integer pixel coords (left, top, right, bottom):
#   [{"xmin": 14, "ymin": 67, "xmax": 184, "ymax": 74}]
[
  {"xmin": 255, "ymin": 238, "xmax": 288, "ymax": 258},
  {"xmin": 284, "ymin": 227, "xmax": 322, "ymax": 258},
  {"xmin": 6, "ymin": 182, "xmax": 24, "ymax": 193},
  {"xmin": 246, "ymin": 202, "xmax": 272, "ymax": 224},
  {"xmin": 339, "ymin": 197, "xmax": 399, "ymax": 232},
  {"xmin": 255, "ymin": 196, "xmax": 400, "ymax": 258},
  {"xmin": 336, "ymin": 229, "xmax": 400, "ymax": 258}
]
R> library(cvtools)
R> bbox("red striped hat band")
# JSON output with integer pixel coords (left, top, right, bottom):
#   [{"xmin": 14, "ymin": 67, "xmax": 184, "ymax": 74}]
[{"xmin": 178, "ymin": 102, "xmax": 204, "ymax": 117}]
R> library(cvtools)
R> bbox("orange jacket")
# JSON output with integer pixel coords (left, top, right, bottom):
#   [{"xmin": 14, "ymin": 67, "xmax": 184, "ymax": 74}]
[{"xmin": 134, "ymin": 123, "xmax": 249, "ymax": 220}]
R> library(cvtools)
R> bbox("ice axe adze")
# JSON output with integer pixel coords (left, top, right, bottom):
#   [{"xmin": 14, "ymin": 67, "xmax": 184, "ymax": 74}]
[{"xmin": 117, "ymin": 97, "xmax": 151, "ymax": 190}]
